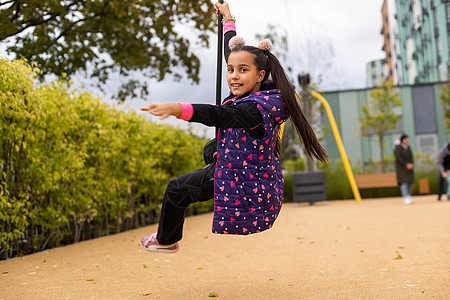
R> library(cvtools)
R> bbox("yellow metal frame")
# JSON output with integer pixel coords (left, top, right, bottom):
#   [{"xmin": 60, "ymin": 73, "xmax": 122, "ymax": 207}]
[
  {"xmin": 310, "ymin": 91, "xmax": 361, "ymax": 203},
  {"xmin": 279, "ymin": 91, "xmax": 362, "ymax": 203}
]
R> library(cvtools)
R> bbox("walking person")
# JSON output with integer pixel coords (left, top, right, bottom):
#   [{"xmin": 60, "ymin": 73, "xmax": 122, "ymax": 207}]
[
  {"xmin": 394, "ymin": 134, "xmax": 414, "ymax": 205},
  {"xmin": 436, "ymin": 142, "xmax": 450, "ymax": 201},
  {"xmin": 138, "ymin": 1, "xmax": 328, "ymax": 253}
]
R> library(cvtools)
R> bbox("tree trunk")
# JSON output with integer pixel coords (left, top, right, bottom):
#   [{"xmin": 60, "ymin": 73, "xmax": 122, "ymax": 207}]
[
  {"xmin": 5, "ymin": 221, "xmax": 11, "ymax": 260},
  {"xmin": 105, "ymin": 213, "xmax": 109, "ymax": 235},
  {"xmin": 379, "ymin": 134, "xmax": 385, "ymax": 173},
  {"xmin": 95, "ymin": 221, "xmax": 101, "ymax": 238}
]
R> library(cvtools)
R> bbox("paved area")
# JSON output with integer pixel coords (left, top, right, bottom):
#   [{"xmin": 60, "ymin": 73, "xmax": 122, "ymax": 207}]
[{"xmin": 1, "ymin": 195, "xmax": 449, "ymax": 299}]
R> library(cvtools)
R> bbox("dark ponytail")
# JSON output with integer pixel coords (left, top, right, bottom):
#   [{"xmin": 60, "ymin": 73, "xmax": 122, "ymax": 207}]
[
  {"xmin": 269, "ymin": 53, "xmax": 328, "ymax": 162},
  {"xmin": 230, "ymin": 45, "xmax": 328, "ymax": 162}
]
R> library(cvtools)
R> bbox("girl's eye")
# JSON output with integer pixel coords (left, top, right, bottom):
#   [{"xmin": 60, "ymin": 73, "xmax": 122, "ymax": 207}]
[
  {"xmin": 227, "ymin": 68, "xmax": 234, "ymax": 73},
  {"xmin": 240, "ymin": 68, "xmax": 247, "ymax": 72}
]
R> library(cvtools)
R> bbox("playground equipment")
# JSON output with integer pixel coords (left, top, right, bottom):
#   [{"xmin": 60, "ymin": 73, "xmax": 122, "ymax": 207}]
[
  {"xmin": 280, "ymin": 88, "xmax": 362, "ymax": 203},
  {"xmin": 310, "ymin": 91, "xmax": 362, "ymax": 203},
  {"xmin": 215, "ymin": 0, "xmax": 224, "ymax": 138}
]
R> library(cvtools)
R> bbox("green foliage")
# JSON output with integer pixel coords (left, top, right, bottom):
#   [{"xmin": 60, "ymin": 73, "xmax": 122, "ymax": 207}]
[
  {"xmin": 281, "ymin": 157, "xmax": 307, "ymax": 173},
  {"xmin": 440, "ymin": 82, "xmax": 450, "ymax": 134},
  {"xmin": 359, "ymin": 79, "xmax": 402, "ymax": 173},
  {"xmin": 319, "ymin": 160, "xmax": 354, "ymax": 200},
  {"xmin": 0, "ymin": 58, "xmax": 205, "ymax": 259},
  {"xmin": 354, "ymin": 156, "xmax": 396, "ymax": 174},
  {"xmin": 281, "ymin": 157, "xmax": 307, "ymax": 202},
  {"xmin": 0, "ymin": 0, "xmax": 216, "ymax": 101}
]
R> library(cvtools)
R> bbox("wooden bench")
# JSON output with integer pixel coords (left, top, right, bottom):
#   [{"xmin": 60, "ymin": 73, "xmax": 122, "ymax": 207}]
[{"xmin": 354, "ymin": 173, "xmax": 398, "ymax": 189}]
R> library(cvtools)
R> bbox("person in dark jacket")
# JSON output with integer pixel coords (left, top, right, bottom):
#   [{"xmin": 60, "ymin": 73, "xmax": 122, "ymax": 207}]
[
  {"xmin": 436, "ymin": 142, "xmax": 450, "ymax": 201},
  {"xmin": 441, "ymin": 144, "xmax": 450, "ymax": 200},
  {"xmin": 394, "ymin": 134, "xmax": 414, "ymax": 204}
]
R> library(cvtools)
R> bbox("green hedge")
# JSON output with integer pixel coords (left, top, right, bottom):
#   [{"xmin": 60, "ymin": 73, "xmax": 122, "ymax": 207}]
[{"xmin": 0, "ymin": 59, "xmax": 206, "ymax": 259}]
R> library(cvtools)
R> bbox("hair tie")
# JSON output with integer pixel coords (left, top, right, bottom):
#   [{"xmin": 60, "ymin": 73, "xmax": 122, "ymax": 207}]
[
  {"xmin": 258, "ymin": 39, "xmax": 273, "ymax": 53},
  {"xmin": 229, "ymin": 36, "xmax": 246, "ymax": 50},
  {"xmin": 263, "ymin": 49, "xmax": 270, "ymax": 56}
]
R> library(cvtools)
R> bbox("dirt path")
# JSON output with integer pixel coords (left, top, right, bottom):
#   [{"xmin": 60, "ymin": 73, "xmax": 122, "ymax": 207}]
[{"xmin": 1, "ymin": 195, "xmax": 449, "ymax": 299}]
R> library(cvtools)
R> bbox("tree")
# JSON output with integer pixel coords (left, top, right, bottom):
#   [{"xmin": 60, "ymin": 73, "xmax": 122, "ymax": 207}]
[
  {"xmin": 358, "ymin": 79, "xmax": 402, "ymax": 173},
  {"xmin": 0, "ymin": 0, "xmax": 215, "ymax": 101},
  {"xmin": 440, "ymin": 81, "xmax": 450, "ymax": 134}
]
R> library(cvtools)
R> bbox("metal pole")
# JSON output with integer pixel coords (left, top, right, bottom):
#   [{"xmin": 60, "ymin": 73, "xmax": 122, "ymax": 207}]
[
  {"xmin": 298, "ymin": 73, "xmax": 314, "ymax": 172},
  {"xmin": 216, "ymin": 0, "xmax": 224, "ymax": 138},
  {"xmin": 311, "ymin": 91, "xmax": 362, "ymax": 203}
]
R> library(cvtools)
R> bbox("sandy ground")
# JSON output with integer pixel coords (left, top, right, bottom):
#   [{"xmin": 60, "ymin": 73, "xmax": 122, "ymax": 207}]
[{"xmin": 1, "ymin": 195, "xmax": 449, "ymax": 300}]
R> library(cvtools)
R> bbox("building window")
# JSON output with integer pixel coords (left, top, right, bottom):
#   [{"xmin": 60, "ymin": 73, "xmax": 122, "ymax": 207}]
[
  {"xmin": 448, "ymin": 32, "xmax": 450, "ymax": 55},
  {"xmin": 433, "ymin": 8, "xmax": 439, "ymax": 29},
  {"xmin": 436, "ymin": 37, "xmax": 442, "ymax": 58},
  {"xmin": 447, "ymin": 3, "xmax": 450, "ymax": 24},
  {"xmin": 413, "ymin": 0, "xmax": 423, "ymax": 30}
]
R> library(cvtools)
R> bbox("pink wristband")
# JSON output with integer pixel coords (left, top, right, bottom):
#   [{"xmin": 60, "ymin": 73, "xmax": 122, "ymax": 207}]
[
  {"xmin": 177, "ymin": 103, "xmax": 194, "ymax": 121},
  {"xmin": 223, "ymin": 20, "xmax": 236, "ymax": 34}
]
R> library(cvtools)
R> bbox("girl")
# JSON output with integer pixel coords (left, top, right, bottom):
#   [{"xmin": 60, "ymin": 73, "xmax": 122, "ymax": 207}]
[{"xmin": 140, "ymin": 1, "xmax": 328, "ymax": 253}]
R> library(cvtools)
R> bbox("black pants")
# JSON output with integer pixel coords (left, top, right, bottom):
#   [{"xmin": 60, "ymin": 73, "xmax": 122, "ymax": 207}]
[
  {"xmin": 437, "ymin": 172, "xmax": 448, "ymax": 200},
  {"xmin": 156, "ymin": 163, "xmax": 215, "ymax": 245}
]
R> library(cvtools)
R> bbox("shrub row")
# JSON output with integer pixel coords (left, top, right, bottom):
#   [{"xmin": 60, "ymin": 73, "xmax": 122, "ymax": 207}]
[{"xmin": 0, "ymin": 59, "xmax": 205, "ymax": 260}]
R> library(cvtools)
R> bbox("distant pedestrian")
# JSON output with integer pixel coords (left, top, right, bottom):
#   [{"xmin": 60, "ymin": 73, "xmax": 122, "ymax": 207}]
[
  {"xmin": 394, "ymin": 134, "xmax": 414, "ymax": 205},
  {"xmin": 436, "ymin": 142, "xmax": 450, "ymax": 201}
]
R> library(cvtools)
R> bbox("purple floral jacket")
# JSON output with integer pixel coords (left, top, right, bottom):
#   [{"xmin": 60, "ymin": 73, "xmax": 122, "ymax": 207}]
[{"xmin": 212, "ymin": 89, "xmax": 288, "ymax": 235}]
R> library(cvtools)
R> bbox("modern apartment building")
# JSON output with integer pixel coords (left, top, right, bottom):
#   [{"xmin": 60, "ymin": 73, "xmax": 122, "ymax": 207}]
[
  {"xmin": 366, "ymin": 59, "xmax": 389, "ymax": 88},
  {"xmin": 341, "ymin": 1, "xmax": 449, "ymax": 165},
  {"xmin": 381, "ymin": 0, "xmax": 450, "ymax": 85},
  {"xmin": 322, "ymin": 82, "xmax": 447, "ymax": 165}
]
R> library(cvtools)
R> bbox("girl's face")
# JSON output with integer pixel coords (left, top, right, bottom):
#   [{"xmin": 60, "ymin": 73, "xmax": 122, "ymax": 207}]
[{"xmin": 227, "ymin": 51, "xmax": 266, "ymax": 97}]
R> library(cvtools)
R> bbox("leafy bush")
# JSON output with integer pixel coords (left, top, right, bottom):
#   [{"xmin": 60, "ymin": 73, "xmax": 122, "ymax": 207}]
[
  {"xmin": 0, "ymin": 59, "xmax": 205, "ymax": 259},
  {"xmin": 440, "ymin": 82, "xmax": 450, "ymax": 134}
]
